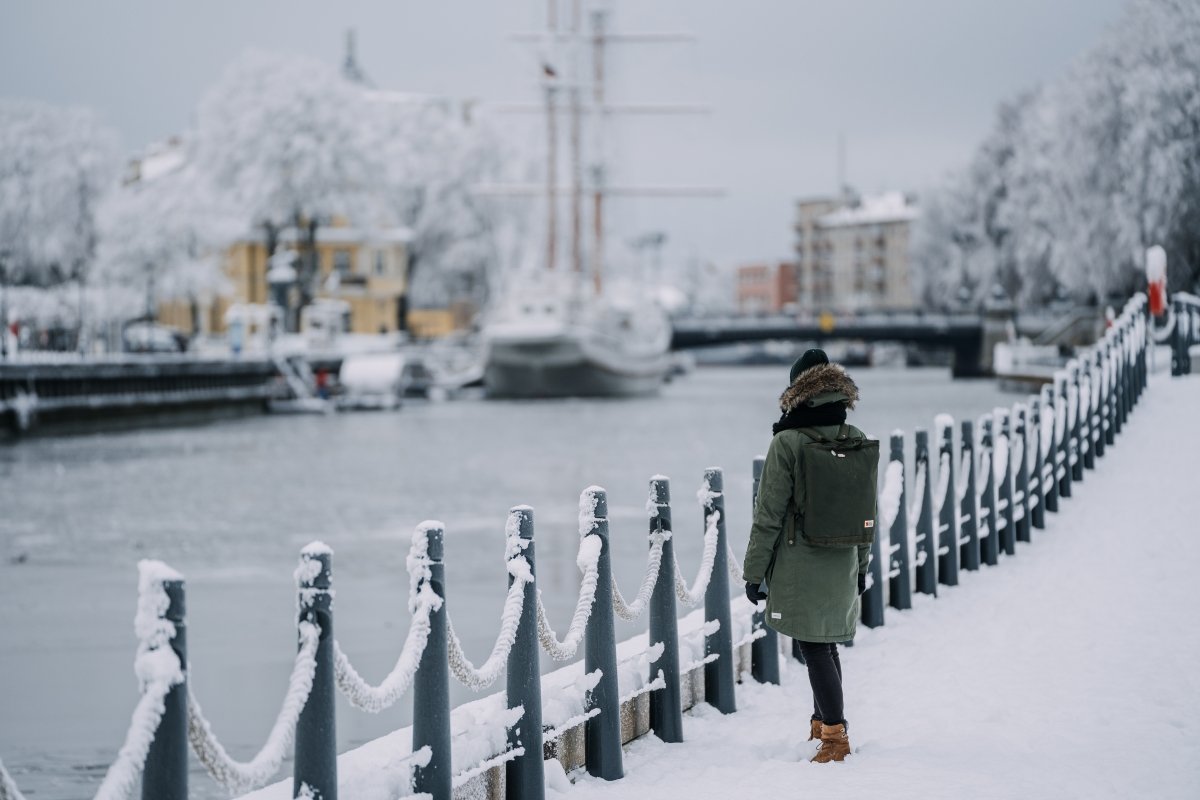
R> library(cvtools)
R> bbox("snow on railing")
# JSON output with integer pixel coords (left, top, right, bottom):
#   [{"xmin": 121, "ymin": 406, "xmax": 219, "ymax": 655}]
[
  {"xmin": 1, "ymin": 296, "xmax": 1154, "ymax": 800},
  {"xmin": 869, "ymin": 293, "xmax": 1150, "ymax": 612}
]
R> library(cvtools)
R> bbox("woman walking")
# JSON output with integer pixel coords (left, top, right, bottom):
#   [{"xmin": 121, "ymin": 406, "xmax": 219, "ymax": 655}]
[{"xmin": 741, "ymin": 348, "xmax": 874, "ymax": 763}]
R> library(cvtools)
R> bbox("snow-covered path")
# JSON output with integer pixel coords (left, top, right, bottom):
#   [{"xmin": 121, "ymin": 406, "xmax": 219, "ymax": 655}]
[{"xmin": 561, "ymin": 374, "xmax": 1200, "ymax": 800}]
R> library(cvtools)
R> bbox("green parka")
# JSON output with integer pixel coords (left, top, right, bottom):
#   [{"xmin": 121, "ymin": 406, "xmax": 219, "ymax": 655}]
[{"xmin": 742, "ymin": 364, "xmax": 870, "ymax": 643}]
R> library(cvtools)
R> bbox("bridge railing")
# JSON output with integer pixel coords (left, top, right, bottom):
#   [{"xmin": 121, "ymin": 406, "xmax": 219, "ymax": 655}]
[
  {"xmin": 1151, "ymin": 292, "xmax": 1200, "ymax": 377},
  {"xmin": 861, "ymin": 293, "xmax": 1148, "ymax": 618},
  {"xmin": 0, "ymin": 293, "xmax": 1152, "ymax": 800},
  {"xmin": 0, "ymin": 468, "xmax": 769, "ymax": 800}
]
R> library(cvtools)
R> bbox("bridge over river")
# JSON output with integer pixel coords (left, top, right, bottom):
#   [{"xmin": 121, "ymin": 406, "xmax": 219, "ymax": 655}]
[{"xmin": 670, "ymin": 306, "xmax": 1093, "ymax": 378}]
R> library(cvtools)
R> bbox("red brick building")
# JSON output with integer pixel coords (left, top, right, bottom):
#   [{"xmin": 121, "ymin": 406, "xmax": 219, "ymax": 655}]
[{"xmin": 736, "ymin": 262, "xmax": 799, "ymax": 314}]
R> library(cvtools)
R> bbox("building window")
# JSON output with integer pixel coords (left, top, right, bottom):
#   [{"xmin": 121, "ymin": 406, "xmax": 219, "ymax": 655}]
[
  {"xmin": 334, "ymin": 249, "xmax": 352, "ymax": 276},
  {"xmin": 374, "ymin": 250, "xmax": 386, "ymax": 276}
]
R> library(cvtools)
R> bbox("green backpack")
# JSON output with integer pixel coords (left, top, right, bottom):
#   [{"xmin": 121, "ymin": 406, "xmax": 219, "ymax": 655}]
[{"xmin": 794, "ymin": 424, "xmax": 879, "ymax": 547}]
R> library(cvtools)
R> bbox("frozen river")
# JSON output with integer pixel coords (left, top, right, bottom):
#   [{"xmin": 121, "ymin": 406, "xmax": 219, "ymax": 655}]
[{"xmin": 0, "ymin": 365, "xmax": 1013, "ymax": 799}]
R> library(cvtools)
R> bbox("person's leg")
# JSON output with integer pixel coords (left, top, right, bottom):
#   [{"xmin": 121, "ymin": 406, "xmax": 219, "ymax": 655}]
[
  {"xmin": 796, "ymin": 640, "xmax": 844, "ymax": 725},
  {"xmin": 830, "ymin": 642, "xmax": 843, "ymax": 682}
]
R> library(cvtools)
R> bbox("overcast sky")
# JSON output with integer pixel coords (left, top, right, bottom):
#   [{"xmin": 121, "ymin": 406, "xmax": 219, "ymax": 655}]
[{"xmin": 1, "ymin": 0, "xmax": 1128, "ymax": 270}]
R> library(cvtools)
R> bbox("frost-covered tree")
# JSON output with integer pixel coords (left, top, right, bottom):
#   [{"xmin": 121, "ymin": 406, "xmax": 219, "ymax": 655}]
[
  {"xmin": 0, "ymin": 100, "xmax": 118, "ymax": 289},
  {"xmin": 96, "ymin": 145, "xmax": 238, "ymax": 328},
  {"xmin": 912, "ymin": 0, "xmax": 1200, "ymax": 308},
  {"xmin": 370, "ymin": 96, "xmax": 527, "ymax": 310},
  {"xmin": 192, "ymin": 50, "xmax": 387, "ymax": 321}
]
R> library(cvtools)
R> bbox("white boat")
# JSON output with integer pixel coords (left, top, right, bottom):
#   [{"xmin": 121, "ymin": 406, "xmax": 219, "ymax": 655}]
[
  {"xmin": 484, "ymin": 284, "xmax": 671, "ymax": 398},
  {"xmin": 480, "ymin": 1, "xmax": 711, "ymax": 399}
]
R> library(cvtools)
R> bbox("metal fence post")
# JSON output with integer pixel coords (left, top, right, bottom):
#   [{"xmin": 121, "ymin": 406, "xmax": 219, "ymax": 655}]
[
  {"xmin": 958, "ymin": 420, "xmax": 980, "ymax": 571},
  {"xmin": 1042, "ymin": 385, "xmax": 1061, "ymax": 514},
  {"xmin": 703, "ymin": 468, "xmax": 737, "ymax": 714},
  {"xmin": 747, "ymin": 461, "xmax": 781, "ymax": 682},
  {"xmin": 978, "ymin": 417, "xmax": 999, "ymax": 566},
  {"xmin": 414, "ymin": 525, "xmax": 452, "ymax": 800},
  {"xmin": 142, "ymin": 577, "xmax": 187, "ymax": 800},
  {"xmin": 936, "ymin": 422, "xmax": 959, "ymax": 587},
  {"xmin": 1080, "ymin": 360, "xmax": 1095, "ymax": 471},
  {"xmin": 862, "ymin": 516, "xmax": 886, "ymax": 628},
  {"xmin": 584, "ymin": 488, "xmax": 624, "ymax": 780},
  {"xmin": 1122, "ymin": 326, "xmax": 1134, "ymax": 420},
  {"xmin": 504, "ymin": 509, "xmax": 544, "ymax": 800},
  {"xmin": 1091, "ymin": 349, "xmax": 1106, "ymax": 460},
  {"xmin": 1028, "ymin": 400, "xmax": 1045, "ymax": 531},
  {"xmin": 1114, "ymin": 330, "xmax": 1127, "ymax": 433},
  {"xmin": 1106, "ymin": 340, "xmax": 1119, "ymax": 443},
  {"xmin": 913, "ymin": 430, "xmax": 937, "ymax": 596},
  {"xmin": 1070, "ymin": 363, "xmax": 1084, "ymax": 483},
  {"xmin": 887, "ymin": 433, "xmax": 912, "ymax": 611},
  {"xmin": 295, "ymin": 546, "xmax": 337, "ymax": 800},
  {"xmin": 1056, "ymin": 375, "xmax": 1073, "ymax": 499},
  {"xmin": 649, "ymin": 478, "xmax": 687, "ymax": 738},
  {"xmin": 1012, "ymin": 405, "xmax": 1030, "ymax": 547},
  {"xmin": 996, "ymin": 411, "xmax": 1015, "ymax": 557}
]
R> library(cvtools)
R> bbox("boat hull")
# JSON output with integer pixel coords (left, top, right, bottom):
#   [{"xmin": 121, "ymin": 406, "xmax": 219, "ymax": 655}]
[{"xmin": 484, "ymin": 334, "xmax": 668, "ymax": 398}]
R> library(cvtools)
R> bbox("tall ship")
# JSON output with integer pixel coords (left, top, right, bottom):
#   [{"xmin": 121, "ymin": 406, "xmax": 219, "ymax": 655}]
[{"xmin": 481, "ymin": 1, "xmax": 713, "ymax": 399}]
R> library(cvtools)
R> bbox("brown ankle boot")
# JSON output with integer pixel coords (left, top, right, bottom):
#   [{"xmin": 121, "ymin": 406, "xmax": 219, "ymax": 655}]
[
  {"xmin": 811, "ymin": 722, "xmax": 851, "ymax": 763},
  {"xmin": 808, "ymin": 718, "xmax": 821, "ymax": 741}
]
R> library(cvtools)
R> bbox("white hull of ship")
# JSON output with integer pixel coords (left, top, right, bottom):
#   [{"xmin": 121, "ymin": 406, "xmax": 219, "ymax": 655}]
[{"xmin": 484, "ymin": 327, "xmax": 669, "ymax": 399}]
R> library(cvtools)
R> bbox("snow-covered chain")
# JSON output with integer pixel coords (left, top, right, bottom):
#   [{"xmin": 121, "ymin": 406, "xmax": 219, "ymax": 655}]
[
  {"xmin": 674, "ymin": 507, "xmax": 720, "ymax": 607},
  {"xmin": 446, "ymin": 510, "xmax": 535, "ymax": 689},
  {"xmin": 447, "ymin": 575, "xmax": 528, "ymax": 690},
  {"xmin": 612, "ymin": 532, "xmax": 669, "ymax": 621},
  {"xmin": 336, "ymin": 526, "xmax": 444, "ymax": 707},
  {"xmin": 537, "ymin": 534, "xmax": 602, "ymax": 661},
  {"xmin": 187, "ymin": 620, "xmax": 320, "ymax": 794}
]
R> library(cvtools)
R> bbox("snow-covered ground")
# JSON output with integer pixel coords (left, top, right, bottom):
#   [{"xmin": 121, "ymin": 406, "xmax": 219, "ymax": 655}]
[{"xmin": 561, "ymin": 372, "xmax": 1200, "ymax": 800}]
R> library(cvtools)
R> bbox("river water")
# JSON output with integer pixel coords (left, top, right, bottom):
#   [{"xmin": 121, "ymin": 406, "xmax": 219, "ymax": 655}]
[{"xmin": 0, "ymin": 365, "xmax": 1013, "ymax": 799}]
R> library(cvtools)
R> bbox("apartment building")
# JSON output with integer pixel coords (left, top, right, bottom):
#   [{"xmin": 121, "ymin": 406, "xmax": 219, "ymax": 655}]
[{"xmin": 794, "ymin": 191, "xmax": 918, "ymax": 313}]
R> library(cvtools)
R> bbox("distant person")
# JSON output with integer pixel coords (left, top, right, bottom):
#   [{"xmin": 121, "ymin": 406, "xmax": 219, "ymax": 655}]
[{"xmin": 742, "ymin": 348, "xmax": 877, "ymax": 763}]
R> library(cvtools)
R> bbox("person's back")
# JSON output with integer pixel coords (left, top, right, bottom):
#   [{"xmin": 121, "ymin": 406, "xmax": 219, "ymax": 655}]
[{"xmin": 741, "ymin": 349, "xmax": 870, "ymax": 763}]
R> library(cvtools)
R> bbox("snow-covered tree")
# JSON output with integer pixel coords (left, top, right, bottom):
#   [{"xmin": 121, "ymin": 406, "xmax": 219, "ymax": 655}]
[
  {"xmin": 369, "ymin": 95, "xmax": 528, "ymax": 310},
  {"xmin": 912, "ymin": 0, "xmax": 1200, "ymax": 307},
  {"xmin": 192, "ymin": 50, "xmax": 388, "ymax": 319},
  {"xmin": 0, "ymin": 100, "xmax": 118, "ymax": 289},
  {"xmin": 95, "ymin": 143, "xmax": 238, "ymax": 327}
]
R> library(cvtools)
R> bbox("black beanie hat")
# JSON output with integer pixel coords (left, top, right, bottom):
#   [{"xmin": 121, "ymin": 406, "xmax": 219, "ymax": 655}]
[{"xmin": 788, "ymin": 348, "xmax": 829, "ymax": 384}]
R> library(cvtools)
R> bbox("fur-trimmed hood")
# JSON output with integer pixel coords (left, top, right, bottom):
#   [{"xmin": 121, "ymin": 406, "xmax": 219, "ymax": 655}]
[{"xmin": 778, "ymin": 362, "xmax": 859, "ymax": 413}]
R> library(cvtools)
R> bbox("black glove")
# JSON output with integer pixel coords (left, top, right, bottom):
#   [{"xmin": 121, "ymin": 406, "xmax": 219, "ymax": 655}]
[
  {"xmin": 857, "ymin": 573, "xmax": 867, "ymax": 595},
  {"xmin": 745, "ymin": 581, "xmax": 767, "ymax": 604}
]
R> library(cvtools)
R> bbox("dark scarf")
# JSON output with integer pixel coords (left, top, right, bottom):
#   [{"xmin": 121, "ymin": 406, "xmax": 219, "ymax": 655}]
[{"xmin": 772, "ymin": 400, "xmax": 847, "ymax": 435}]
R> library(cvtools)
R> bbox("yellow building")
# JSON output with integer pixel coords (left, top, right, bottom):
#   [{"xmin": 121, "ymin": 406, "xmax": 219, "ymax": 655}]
[{"xmin": 159, "ymin": 221, "xmax": 413, "ymax": 336}]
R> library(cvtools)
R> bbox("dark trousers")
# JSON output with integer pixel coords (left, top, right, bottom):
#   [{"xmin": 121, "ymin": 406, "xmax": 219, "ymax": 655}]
[{"xmin": 795, "ymin": 640, "xmax": 844, "ymax": 725}]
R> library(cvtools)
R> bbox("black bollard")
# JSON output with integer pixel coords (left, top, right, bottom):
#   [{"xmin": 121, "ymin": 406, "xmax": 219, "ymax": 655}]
[
  {"xmin": 1056, "ymin": 375, "xmax": 1073, "ymax": 499},
  {"xmin": 415, "ymin": 525, "xmax": 453, "ymax": 800},
  {"xmin": 1114, "ymin": 330, "xmax": 1127, "ymax": 433},
  {"xmin": 1070, "ymin": 364, "xmax": 1085, "ymax": 483},
  {"xmin": 1081, "ymin": 360, "xmax": 1096, "ymax": 471},
  {"xmin": 996, "ymin": 410, "xmax": 1015, "ymax": 557},
  {"xmin": 142, "ymin": 576, "xmax": 187, "ymax": 800},
  {"xmin": 1091, "ymin": 350, "xmax": 1106, "ymax": 460},
  {"xmin": 584, "ymin": 488, "xmax": 624, "ymax": 780},
  {"xmin": 295, "ymin": 545, "xmax": 337, "ymax": 800},
  {"xmin": 886, "ymin": 434, "xmax": 913, "ymax": 611},
  {"xmin": 1012, "ymin": 405, "xmax": 1030, "ymax": 546},
  {"xmin": 1028, "ymin": 400, "xmax": 1046, "ymax": 530},
  {"xmin": 504, "ymin": 510, "xmax": 544, "ymax": 800},
  {"xmin": 1042, "ymin": 386, "xmax": 1060, "ymax": 514},
  {"xmin": 936, "ymin": 421, "xmax": 959, "ymax": 587},
  {"xmin": 958, "ymin": 420, "xmax": 980, "ymax": 571},
  {"xmin": 978, "ymin": 417, "xmax": 999, "ymax": 566},
  {"xmin": 1106, "ymin": 340, "xmax": 1120, "ymax": 442},
  {"xmin": 702, "ymin": 469, "xmax": 737, "ymax": 714},
  {"xmin": 649, "ymin": 478, "xmax": 687, "ymax": 738},
  {"xmin": 913, "ymin": 430, "xmax": 937, "ymax": 596},
  {"xmin": 747, "ymin": 461, "xmax": 781, "ymax": 683}
]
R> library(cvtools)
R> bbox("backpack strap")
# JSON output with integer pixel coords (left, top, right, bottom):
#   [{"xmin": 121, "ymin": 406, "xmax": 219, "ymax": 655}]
[{"xmin": 799, "ymin": 424, "xmax": 853, "ymax": 443}]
